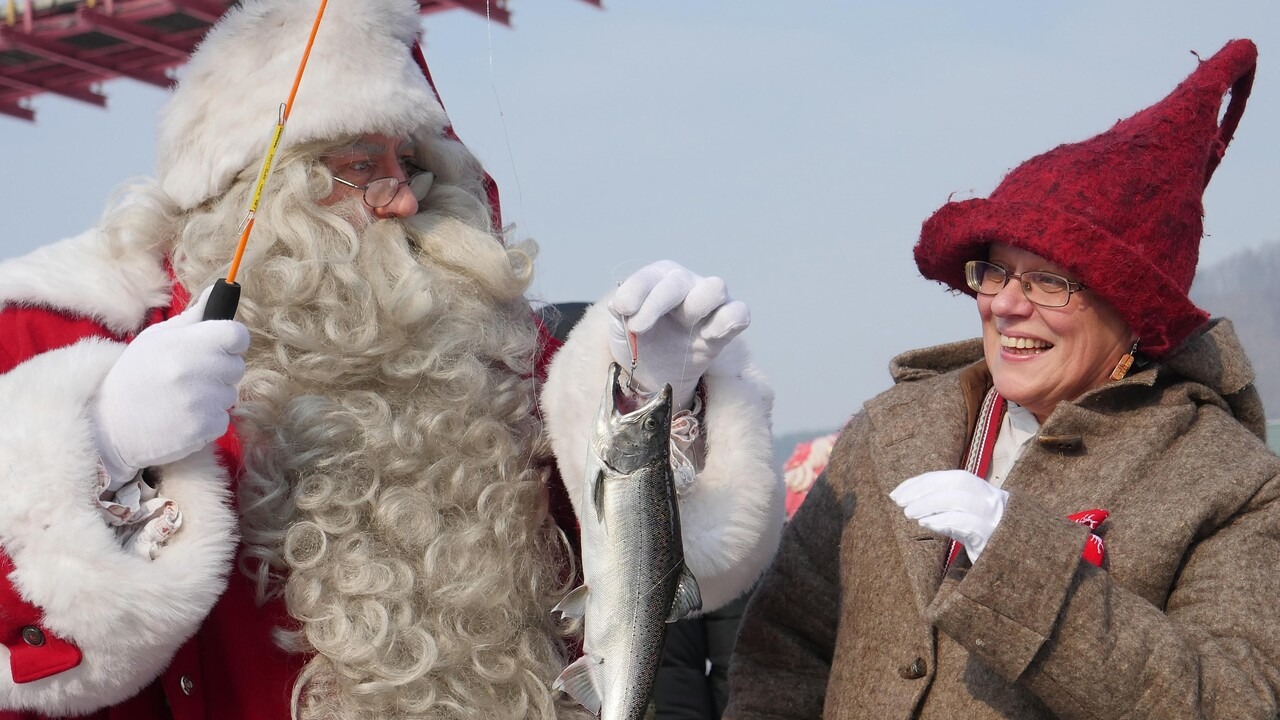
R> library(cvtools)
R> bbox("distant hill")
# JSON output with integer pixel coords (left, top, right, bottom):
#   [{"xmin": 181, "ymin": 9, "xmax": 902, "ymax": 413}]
[{"xmin": 1191, "ymin": 242, "xmax": 1280, "ymax": 424}]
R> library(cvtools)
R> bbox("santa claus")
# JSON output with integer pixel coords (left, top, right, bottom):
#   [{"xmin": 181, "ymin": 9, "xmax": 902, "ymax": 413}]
[{"xmin": 0, "ymin": 1, "xmax": 782, "ymax": 718}]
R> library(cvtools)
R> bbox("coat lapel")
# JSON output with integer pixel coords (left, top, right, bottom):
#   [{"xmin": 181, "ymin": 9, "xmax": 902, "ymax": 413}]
[{"xmin": 864, "ymin": 365, "xmax": 984, "ymax": 615}]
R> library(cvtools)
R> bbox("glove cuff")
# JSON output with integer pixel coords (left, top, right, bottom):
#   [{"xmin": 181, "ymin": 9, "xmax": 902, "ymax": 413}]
[
  {"xmin": 88, "ymin": 399, "xmax": 141, "ymax": 492},
  {"xmin": 669, "ymin": 382, "xmax": 706, "ymax": 496}
]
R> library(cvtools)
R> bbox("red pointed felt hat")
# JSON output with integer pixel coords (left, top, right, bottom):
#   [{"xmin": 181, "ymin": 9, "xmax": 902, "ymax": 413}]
[{"xmin": 915, "ymin": 39, "xmax": 1258, "ymax": 359}]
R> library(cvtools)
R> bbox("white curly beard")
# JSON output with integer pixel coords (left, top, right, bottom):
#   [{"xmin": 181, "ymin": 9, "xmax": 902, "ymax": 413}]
[{"xmin": 171, "ymin": 162, "xmax": 588, "ymax": 719}]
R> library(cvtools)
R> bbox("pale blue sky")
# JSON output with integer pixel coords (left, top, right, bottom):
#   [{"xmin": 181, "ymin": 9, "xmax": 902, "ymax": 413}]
[{"xmin": 3, "ymin": 1, "xmax": 1278, "ymax": 434}]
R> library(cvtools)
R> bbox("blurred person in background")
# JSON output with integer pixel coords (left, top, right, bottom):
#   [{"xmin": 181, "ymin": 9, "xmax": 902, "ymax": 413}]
[
  {"xmin": 781, "ymin": 430, "xmax": 841, "ymax": 520},
  {"xmin": 0, "ymin": 1, "xmax": 784, "ymax": 718},
  {"xmin": 726, "ymin": 38, "xmax": 1280, "ymax": 719}
]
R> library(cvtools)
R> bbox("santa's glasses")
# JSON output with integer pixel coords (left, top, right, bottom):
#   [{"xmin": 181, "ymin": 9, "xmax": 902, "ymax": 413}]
[{"xmin": 331, "ymin": 167, "xmax": 435, "ymax": 208}]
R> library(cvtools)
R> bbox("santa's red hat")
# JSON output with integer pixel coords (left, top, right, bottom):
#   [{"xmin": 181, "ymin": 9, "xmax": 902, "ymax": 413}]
[
  {"xmin": 915, "ymin": 39, "xmax": 1258, "ymax": 359},
  {"xmin": 156, "ymin": 0, "xmax": 472, "ymax": 213}
]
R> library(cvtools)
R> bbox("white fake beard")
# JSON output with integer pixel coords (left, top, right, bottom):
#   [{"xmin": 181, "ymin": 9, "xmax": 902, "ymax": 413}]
[{"xmin": 197, "ymin": 200, "xmax": 581, "ymax": 720}]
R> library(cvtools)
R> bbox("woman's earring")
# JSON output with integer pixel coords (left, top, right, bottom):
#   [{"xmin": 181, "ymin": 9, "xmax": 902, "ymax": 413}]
[{"xmin": 1110, "ymin": 340, "xmax": 1140, "ymax": 381}]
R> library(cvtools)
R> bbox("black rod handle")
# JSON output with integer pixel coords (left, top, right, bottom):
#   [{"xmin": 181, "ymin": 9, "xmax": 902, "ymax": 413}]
[{"xmin": 202, "ymin": 278, "xmax": 241, "ymax": 321}]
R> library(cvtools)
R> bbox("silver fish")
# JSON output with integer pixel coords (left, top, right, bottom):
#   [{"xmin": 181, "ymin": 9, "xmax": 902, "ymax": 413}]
[{"xmin": 553, "ymin": 363, "xmax": 702, "ymax": 720}]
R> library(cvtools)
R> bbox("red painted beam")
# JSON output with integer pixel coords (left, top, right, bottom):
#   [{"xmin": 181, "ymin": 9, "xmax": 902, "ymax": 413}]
[
  {"xmin": 77, "ymin": 7, "xmax": 195, "ymax": 60},
  {"xmin": 0, "ymin": 101, "xmax": 35, "ymax": 121},
  {"xmin": 0, "ymin": 27, "xmax": 172, "ymax": 88},
  {"xmin": 433, "ymin": 0, "xmax": 512, "ymax": 25},
  {"xmin": 0, "ymin": 71, "xmax": 106, "ymax": 107},
  {"xmin": 163, "ymin": 0, "xmax": 232, "ymax": 25}
]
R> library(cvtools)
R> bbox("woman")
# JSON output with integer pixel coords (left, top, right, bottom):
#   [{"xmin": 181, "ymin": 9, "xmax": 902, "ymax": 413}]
[{"xmin": 725, "ymin": 38, "xmax": 1280, "ymax": 719}]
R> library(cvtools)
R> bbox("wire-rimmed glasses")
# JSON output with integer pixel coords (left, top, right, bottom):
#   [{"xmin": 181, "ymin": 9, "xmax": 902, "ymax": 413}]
[
  {"xmin": 331, "ymin": 167, "xmax": 435, "ymax": 208},
  {"xmin": 964, "ymin": 260, "xmax": 1087, "ymax": 308}
]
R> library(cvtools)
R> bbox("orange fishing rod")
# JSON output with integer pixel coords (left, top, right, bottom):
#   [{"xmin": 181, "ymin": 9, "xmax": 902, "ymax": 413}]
[{"xmin": 203, "ymin": 0, "xmax": 330, "ymax": 320}]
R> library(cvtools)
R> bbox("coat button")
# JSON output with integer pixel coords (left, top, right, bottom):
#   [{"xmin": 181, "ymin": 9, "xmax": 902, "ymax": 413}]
[
  {"xmin": 899, "ymin": 657, "xmax": 927, "ymax": 679},
  {"xmin": 1037, "ymin": 434, "xmax": 1083, "ymax": 452},
  {"xmin": 20, "ymin": 626, "xmax": 45, "ymax": 647},
  {"xmin": 179, "ymin": 675, "xmax": 195, "ymax": 696}
]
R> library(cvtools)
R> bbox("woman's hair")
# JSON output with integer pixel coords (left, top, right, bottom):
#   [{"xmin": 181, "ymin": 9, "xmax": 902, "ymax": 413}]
[{"xmin": 117, "ymin": 129, "xmax": 584, "ymax": 719}]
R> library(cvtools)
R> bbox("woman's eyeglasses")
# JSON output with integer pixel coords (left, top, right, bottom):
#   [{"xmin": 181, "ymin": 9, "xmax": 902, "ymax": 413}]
[{"xmin": 964, "ymin": 260, "xmax": 1087, "ymax": 308}]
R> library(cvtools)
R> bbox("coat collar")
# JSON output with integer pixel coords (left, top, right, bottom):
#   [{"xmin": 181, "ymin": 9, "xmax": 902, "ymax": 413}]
[{"xmin": 1066, "ymin": 318, "xmax": 1264, "ymax": 442}]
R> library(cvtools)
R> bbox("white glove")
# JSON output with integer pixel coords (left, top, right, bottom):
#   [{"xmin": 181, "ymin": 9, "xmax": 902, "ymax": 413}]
[
  {"xmin": 609, "ymin": 260, "xmax": 750, "ymax": 409},
  {"xmin": 889, "ymin": 469, "xmax": 1009, "ymax": 563},
  {"xmin": 91, "ymin": 286, "xmax": 250, "ymax": 491}
]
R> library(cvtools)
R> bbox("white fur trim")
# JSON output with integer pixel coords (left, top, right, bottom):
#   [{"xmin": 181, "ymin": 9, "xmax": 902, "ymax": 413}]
[
  {"xmin": 0, "ymin": 339, "xmax": 237, "ymax": 715},
  {"xmin": 541, "ymin": 300, "xmax": 784, "ymax": 611},
  {"xmin": 157, "ymin": 0, "xmax": 448, "ymax": 210},
  {"xmin": 0, "ymin": 229, "xmax": 171, "ymax": 337}
]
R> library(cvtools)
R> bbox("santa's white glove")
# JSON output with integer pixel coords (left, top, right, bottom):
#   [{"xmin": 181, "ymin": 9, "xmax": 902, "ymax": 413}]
[
  {"xmin": 90, "ymin": 286, "xmax": 250, "ymax": 491},
  {"xmin": 609, "ymin": 260, "xmax": 750, "ymax": 410},
  {"xmin": 889, "ymin": 469, "xmax": 1009, "ymax": 563}
]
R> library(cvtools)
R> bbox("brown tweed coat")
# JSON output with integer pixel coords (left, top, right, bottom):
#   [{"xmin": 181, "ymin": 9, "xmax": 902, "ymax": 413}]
[{"xmin": 725, "ymin": 319, "xmax": 1280, "ymax": 719}]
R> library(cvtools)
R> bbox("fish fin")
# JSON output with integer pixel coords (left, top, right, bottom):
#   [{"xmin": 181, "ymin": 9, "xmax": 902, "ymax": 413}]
[
  {"xmin": 667, "ymin": 564, "xmax": 703, "ymax": 622},
  {"xmin": 552, "ymin": 655, "xmax": 603, "ymax": 715},
  {"xmin": 552, "ymin": 584, "xmax": 590, "ymax": 620}
]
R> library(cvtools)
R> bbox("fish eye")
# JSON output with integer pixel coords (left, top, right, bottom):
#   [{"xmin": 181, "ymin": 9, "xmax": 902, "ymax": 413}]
[{"xmin": 644, "ymin": 417, "xmax": 658, "ymax": 431}]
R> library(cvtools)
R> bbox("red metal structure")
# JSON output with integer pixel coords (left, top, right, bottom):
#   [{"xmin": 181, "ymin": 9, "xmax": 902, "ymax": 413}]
[{"xmin": 0, "ymin": 0, "xmax": 600, "ymax": 122}]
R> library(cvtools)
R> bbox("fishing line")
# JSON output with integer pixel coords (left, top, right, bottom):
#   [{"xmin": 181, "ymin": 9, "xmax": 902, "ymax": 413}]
[
  {"xmin": 604, "ymin": 261, "xmax": 703, "ymax": 399},
  {"xmin": 680, "ymin": 320, "xmax": 696, "ymax": 397},
  {"xmin": 485, "ymin": 0, "xmax": 525, "ymax": 222},
  {"xmin": 482, "ymin": 0, "xmax": 545, "ymax": 413},
  {"xmin": 609, "ymin": 260, "xmax": 651, "ymax": 286}
]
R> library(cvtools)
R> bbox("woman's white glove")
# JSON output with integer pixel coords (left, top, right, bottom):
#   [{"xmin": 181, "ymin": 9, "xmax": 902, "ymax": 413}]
[
  {"xmin": 90, "ymin": 286, "xmax": 250, "ymax": 491},
  {"xmin": 608, "ymin": 260, "xmax": 750, "ymax": 410},
  {"xmin": 890, "ymin": 469, "xmax": 1009, "ymax": 563}
]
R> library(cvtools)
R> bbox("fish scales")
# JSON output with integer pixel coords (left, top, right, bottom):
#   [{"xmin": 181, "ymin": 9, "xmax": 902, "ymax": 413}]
[{"xmin": 553, "ymin": 363, "xmax": 702, "ymax": 720}]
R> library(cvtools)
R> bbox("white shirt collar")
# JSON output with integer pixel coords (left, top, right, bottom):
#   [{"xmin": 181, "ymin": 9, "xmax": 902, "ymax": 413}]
[{"xmin": 988, "ymin": 400, "xmax": 1040, "ymax": 488}]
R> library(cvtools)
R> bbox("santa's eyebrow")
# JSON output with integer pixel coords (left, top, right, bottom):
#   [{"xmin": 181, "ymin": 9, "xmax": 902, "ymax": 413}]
[
  {"xmin": 347, "ymin": 140, "xmax": 388, "ymax": 156},
  {"xmin": 344, "ymin": 139, "xmax": 416, "ymax": 157}
]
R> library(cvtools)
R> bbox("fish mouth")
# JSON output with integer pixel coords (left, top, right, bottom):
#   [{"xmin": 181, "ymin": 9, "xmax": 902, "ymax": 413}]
[
  {"xmin": 605, "ymin": 362, "xmax": 623, "ymax": 417},
  {"xmin": 594, "ymin": 363, "xmax": 674, "ymax": 473},
  {"xmin": 603, "ymin": 363, "xmax": 673, "ymax": 418}
]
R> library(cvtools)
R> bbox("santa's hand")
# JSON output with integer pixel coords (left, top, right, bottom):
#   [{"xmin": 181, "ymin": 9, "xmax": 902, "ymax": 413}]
[
  {"xmin": 890, "ymin": 469, "xmax": 1008, "ymax": 563},
  {"xmin": 91, "ymin": 285, "xmax": 250, "ymax": 491},
  {"xmin": 609, "ymin": 260, "xmax": 750, "ymax": 409}
]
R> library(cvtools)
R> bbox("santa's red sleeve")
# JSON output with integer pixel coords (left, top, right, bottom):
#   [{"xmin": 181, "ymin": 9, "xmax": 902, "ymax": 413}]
[{"xmin": 0, "ymin": 233, "xmax": 237, "ymax": 716}]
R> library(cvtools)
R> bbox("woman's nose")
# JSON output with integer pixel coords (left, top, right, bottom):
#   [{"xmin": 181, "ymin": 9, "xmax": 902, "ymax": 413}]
[{"xmin": 990, "ymin": 279, "xmax": 1033, "ymax": 316}]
